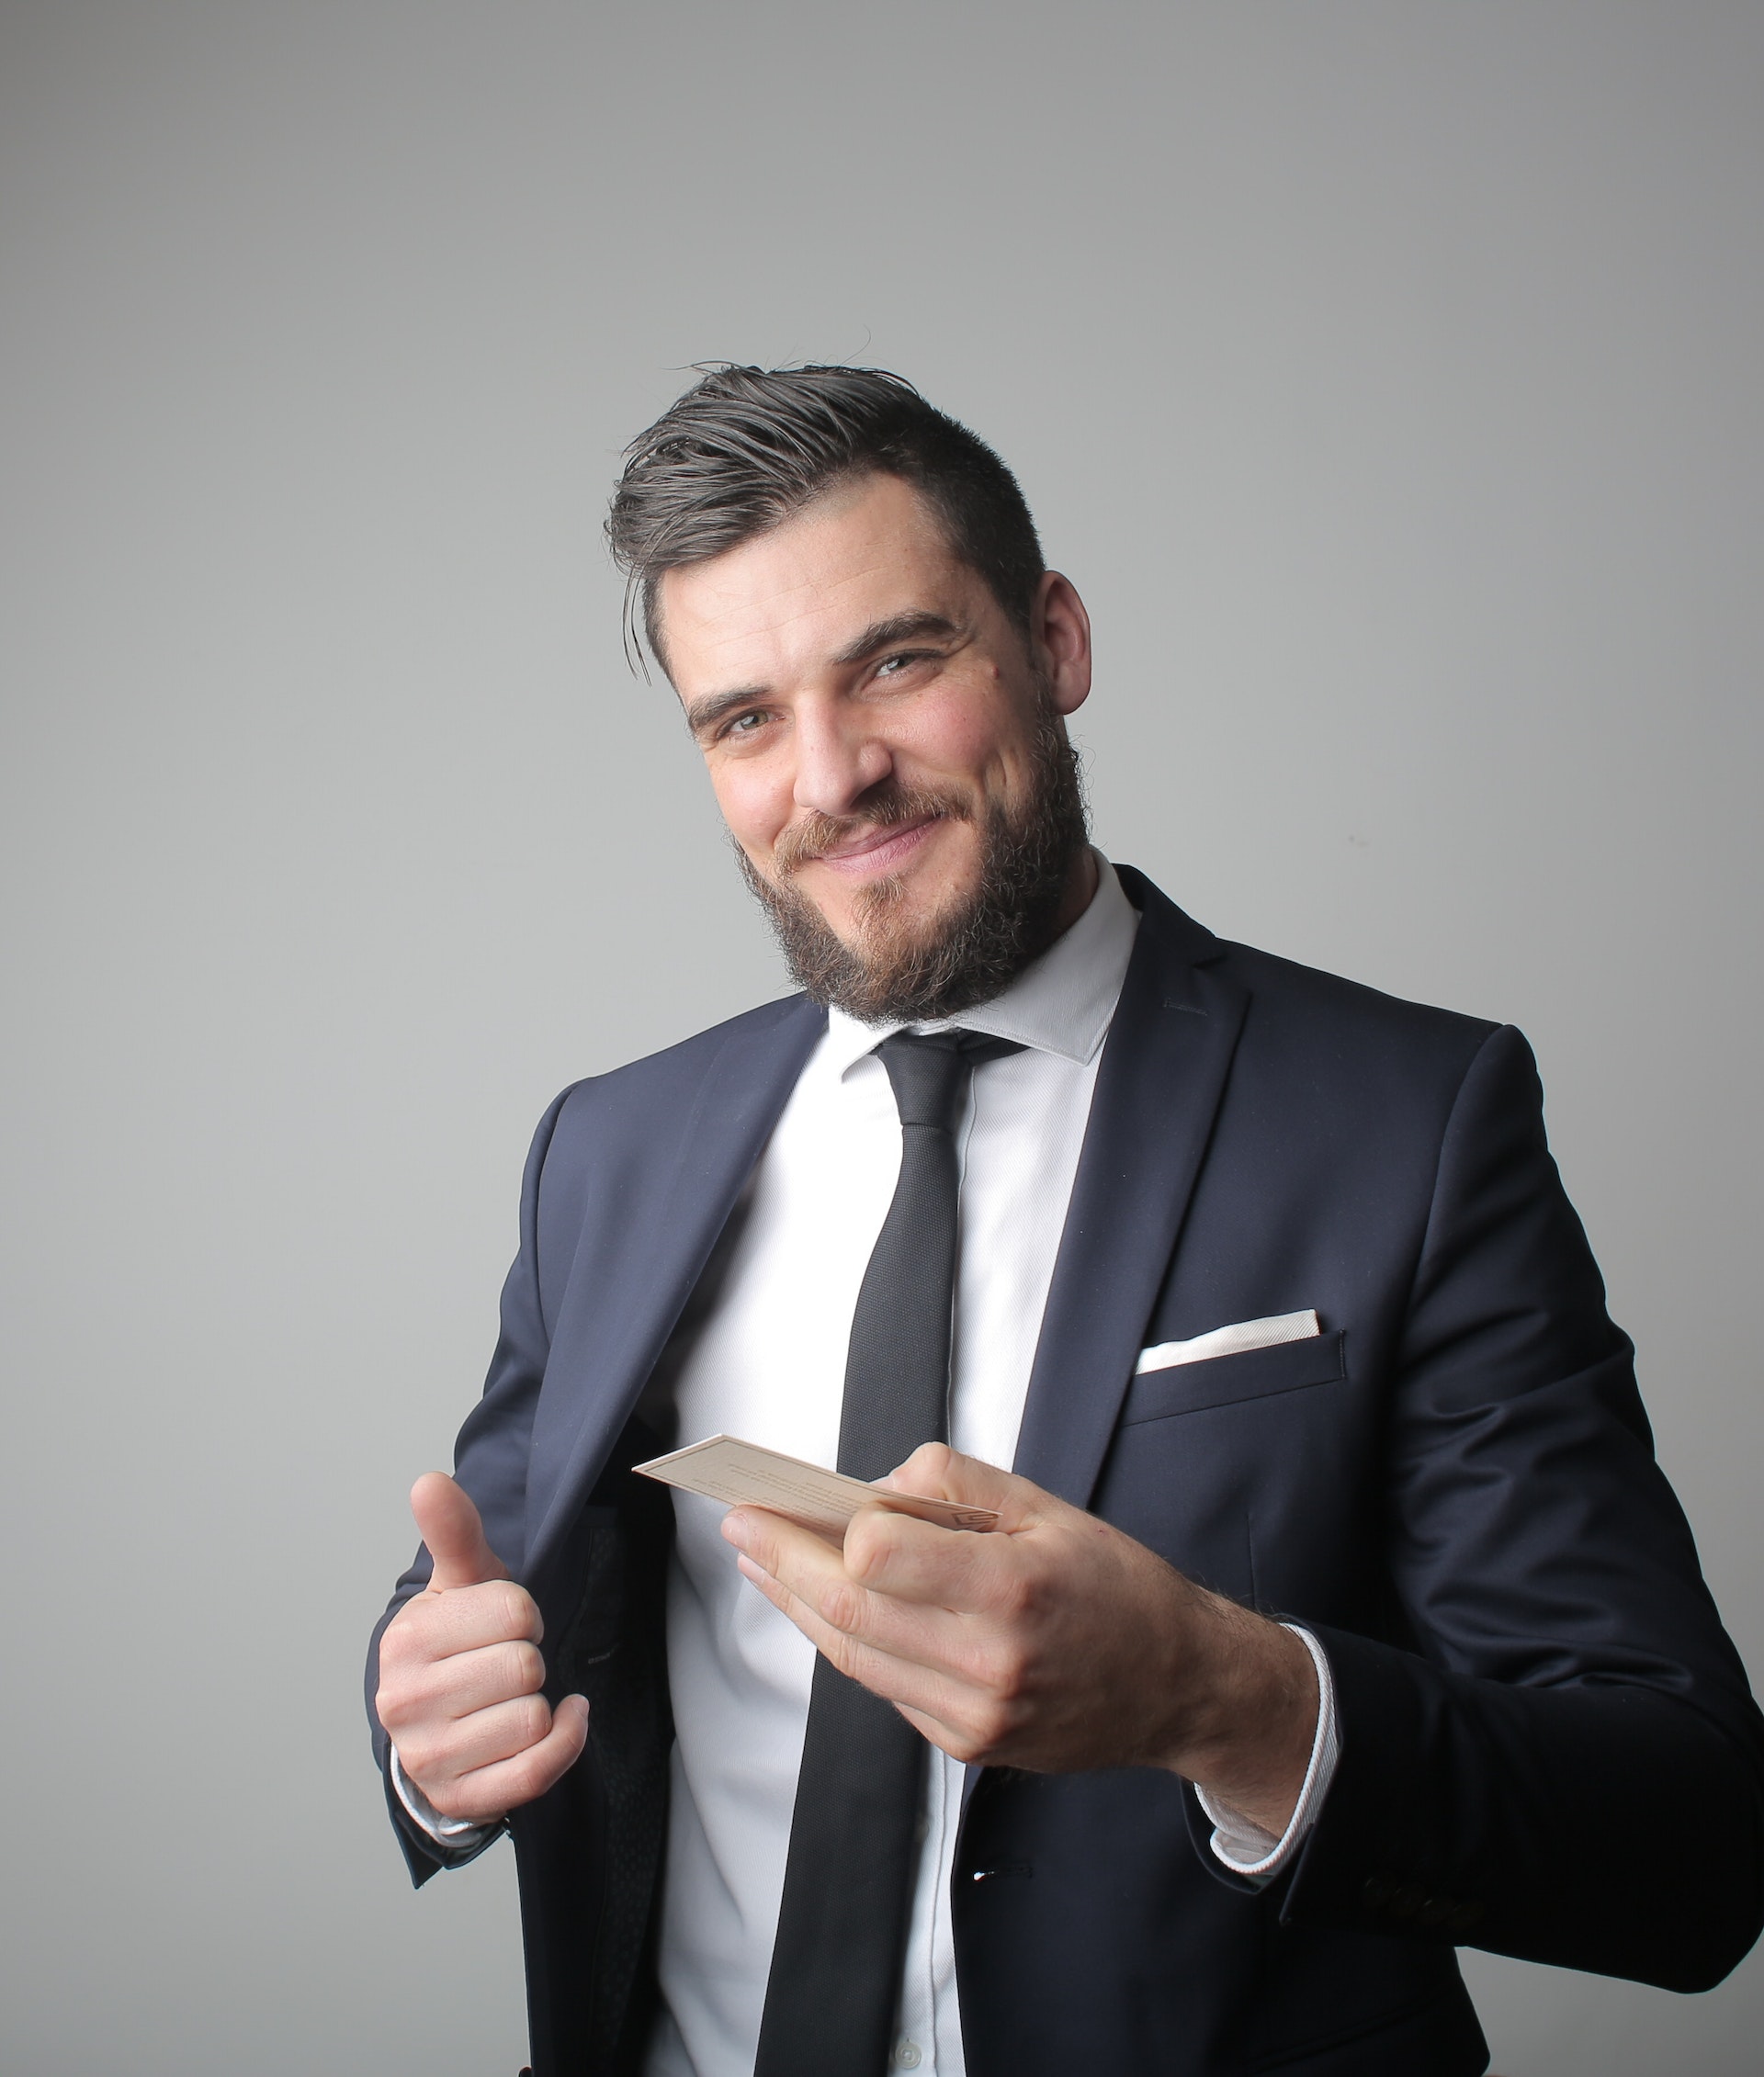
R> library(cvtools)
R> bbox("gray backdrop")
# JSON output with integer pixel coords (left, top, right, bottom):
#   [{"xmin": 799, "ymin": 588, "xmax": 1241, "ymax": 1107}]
[{"xmin": 3, "ymin": 5, "xmax": 1759, "ymax": 2072}]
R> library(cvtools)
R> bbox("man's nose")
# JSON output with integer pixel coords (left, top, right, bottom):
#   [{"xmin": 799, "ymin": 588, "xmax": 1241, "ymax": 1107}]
[{"xmin": 791, "ymin": 706, "xmax": 892, "ymax": 818}]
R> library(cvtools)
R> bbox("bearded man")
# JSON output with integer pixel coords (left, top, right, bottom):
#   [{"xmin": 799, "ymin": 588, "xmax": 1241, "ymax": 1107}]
[{"xmin": 367, "ymin": 367, "xmax": 1764, "ymax": 2077}]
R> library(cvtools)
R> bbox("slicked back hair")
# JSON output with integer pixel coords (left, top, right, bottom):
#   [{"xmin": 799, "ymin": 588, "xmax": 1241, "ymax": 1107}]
[{"xmin": 605, "ymin": 365, "xmax": 1046, "ymax": 675}]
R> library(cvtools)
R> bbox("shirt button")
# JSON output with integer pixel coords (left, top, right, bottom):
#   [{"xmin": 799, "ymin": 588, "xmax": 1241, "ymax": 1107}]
[{"xmin": 893, "ymin": 2040, "xmax": 923, "ymax": 2070}]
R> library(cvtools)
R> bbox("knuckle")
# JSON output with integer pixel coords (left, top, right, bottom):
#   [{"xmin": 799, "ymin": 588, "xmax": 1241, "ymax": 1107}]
[
  {"xmin": 379, "ymin": 1615, "xmax": 423, "ymax": 1666},
  {"xmin": 974, "ymin": 1641, "xmax": 1030, "ymax": 1703},
  {"xmin": 820, "ymin": 1582, "xmax": 865, "ymax": 1634},
  {"xmin": 998, "ymin": 1653, "xmax": 1033, "ymax": 1704},
  {"xmin": 396, "ymin": 1727, "xmax": 440, "ymax": 1777},
  {"xmin": 425, "ymin": 1779, "xmax": 478, "ymax": 1823},
  {"xmin": 383, "ymin": 1662, "xmax": 451, "ymax": 1725},
  {"xmin": 392, "ymin": 1661, "xmax": 444, "ymax": 1717},
  {"xmin": 508, "ymin": 1642, "xmax": 546, "ymax": 1694},
  {"xmin": 968, "ymin": 1700, "xmax": 1015, "ymax": 1754},
  {"xmin": 496, "ymin": 1585, "xmax": 539, "ymax": 1640},
  {"xmin": 375, "ymin": 1681, "xmax": 413, "ymax": 1732}
]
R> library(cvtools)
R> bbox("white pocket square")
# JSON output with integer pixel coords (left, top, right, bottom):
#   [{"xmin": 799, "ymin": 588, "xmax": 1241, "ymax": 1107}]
[{"xmin": 1135, "ymin": 1308, "xmax": 1321, "ymax": 1375}]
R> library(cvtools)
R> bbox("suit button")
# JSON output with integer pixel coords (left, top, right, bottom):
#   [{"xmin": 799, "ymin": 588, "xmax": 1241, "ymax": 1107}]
[
  {"xmin": 1361, "ymin": 1874, "xmax": 1396, "ymax": 1910},
  {"xmin": 1416, "ymin": 1894, "xmax": 1454, "ymax": 1928},
  {"xmin": 1390, "ymin": 1883, "xmax": 1427, "ymax": 1920},
  {"xmin": 1447, "ymin": 1900, "xmax": 1486, "ymax": 1935}
]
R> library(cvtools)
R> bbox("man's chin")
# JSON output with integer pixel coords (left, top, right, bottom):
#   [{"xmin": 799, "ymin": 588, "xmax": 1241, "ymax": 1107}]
[
  {"xmin": 801, "ymin": 875, "xmax": 969, "ymax": 961},
  {"xmin": 736, "ymin": 726, "xmax": 1089, "ymax": 1022}
]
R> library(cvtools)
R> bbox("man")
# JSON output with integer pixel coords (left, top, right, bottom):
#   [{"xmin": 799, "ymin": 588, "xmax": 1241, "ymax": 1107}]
[{"xmin": 368, "ymin": 367, "xmax": 1764, "ymax": 2077}]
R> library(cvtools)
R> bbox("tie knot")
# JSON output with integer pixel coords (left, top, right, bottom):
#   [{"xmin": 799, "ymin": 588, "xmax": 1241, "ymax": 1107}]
[{"xmin": 874, "ymin": 1029, "xmax": 1023, "ymax": 1132}]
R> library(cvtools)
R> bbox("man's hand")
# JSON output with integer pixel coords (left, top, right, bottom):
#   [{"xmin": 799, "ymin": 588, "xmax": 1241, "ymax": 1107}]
[
  {"xmin": 721, "ymin": 1444, "xmax": 1317, "ymax": 1837},
  {"xmin": 375, "ymin": 1473, "xmax": 590, "ymax": 1826}
]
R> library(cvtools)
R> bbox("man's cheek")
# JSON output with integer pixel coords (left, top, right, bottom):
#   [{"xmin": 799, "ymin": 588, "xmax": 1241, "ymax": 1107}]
[
  {"xmin": 707, "ymin": 766, "xmax": 786, "ymax": 862},
  {"xmin": 914, "ymin": 818, "xmax": 988, "ymax": 900}
]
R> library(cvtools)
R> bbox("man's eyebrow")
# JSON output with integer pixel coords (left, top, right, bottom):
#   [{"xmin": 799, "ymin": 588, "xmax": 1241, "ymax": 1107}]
[
  {"xmin": 830, "ymin": 611, "xmax": 963, "ymax": 668},
  {"xmin": 683, "ymin": 684, "xmax": 768, "ymax": 736},
  {"xmin": 682, "ymin": 613, "xmax": 966, "ymax": 736}
]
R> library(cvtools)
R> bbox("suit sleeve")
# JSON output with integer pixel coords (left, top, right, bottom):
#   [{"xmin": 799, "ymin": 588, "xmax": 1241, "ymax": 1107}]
[
  {"xmin": 1279, "ymin": 1024, "xmax": 1764, "ymax": 1989},
  {"xmin": 363, "ymin": 1086, "xmax": 573, "ymax": 1887}
]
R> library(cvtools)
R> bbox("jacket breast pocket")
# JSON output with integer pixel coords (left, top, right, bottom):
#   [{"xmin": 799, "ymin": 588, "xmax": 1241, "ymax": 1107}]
[{"xmin": 1121, "ymin": 1329, "xmax": 1347, "ymax": 1425}]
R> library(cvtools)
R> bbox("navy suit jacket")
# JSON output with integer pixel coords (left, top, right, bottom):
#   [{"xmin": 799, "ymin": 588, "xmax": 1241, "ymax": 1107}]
[{"xmin": 368, "ymin": 866, "xmax": 1764, "ymax": 2076}]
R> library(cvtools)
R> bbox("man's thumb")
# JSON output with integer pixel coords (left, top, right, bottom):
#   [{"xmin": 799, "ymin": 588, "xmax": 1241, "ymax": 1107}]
[
  {"xmin": 412, "ymin": 1471, "xmax": 509, "ymax": 1590},
  {"xmin": 886, "ymin": 1442, "xmax": 1030, "ymax": 1524}
]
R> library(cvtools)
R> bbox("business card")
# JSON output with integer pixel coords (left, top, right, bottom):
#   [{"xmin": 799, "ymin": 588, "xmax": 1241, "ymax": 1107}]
[{"xmin": 634, "ymin": 1435, "xmax": 1001, "ymax": 1537}]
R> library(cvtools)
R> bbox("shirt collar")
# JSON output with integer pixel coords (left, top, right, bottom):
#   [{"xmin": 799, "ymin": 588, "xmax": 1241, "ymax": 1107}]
[{"xmin": 822, "ymin": 852, "xmax": 1140, "ymax": 1078}]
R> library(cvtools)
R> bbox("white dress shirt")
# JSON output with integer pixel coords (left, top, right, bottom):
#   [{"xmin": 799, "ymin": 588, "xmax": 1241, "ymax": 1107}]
[{"xmin": 394, "ymin": 857, "xmax": 1339, "ymax": 2076}]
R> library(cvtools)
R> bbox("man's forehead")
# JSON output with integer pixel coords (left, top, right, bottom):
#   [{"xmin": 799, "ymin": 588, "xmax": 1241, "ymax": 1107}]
[{"xmin": 658, "ymin": 475, "xmax": 975, "ymax": 688}]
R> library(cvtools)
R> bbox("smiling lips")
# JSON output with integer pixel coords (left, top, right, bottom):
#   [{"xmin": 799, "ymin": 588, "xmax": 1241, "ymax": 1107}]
[{"xmin": 808, "ymin": 813, "xmax": 943, "ymax": 876}]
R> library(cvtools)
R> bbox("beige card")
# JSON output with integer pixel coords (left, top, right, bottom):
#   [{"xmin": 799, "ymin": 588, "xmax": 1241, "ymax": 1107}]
[{"xmin": 634, "ymin": 1435, "xmax": 1001, "ymax": 1537}]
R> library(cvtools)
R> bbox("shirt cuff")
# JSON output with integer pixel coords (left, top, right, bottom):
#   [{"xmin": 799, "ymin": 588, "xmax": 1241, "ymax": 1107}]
[
  {"xmin": 1193, "ymin": 1624, "xmax": 1340, "ymax": 1886},
  {"xmin": 390, "ymin": 1744, "xmax": 497, "ymax": 1852}
]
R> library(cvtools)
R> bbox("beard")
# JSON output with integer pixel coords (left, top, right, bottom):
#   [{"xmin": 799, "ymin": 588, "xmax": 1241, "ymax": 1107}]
[{"xmin": 737, "ymin": 701, "xmax": 1091, "ymax": 1023}]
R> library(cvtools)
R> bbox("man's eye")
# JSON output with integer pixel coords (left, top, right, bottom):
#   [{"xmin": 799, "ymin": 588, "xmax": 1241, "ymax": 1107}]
[
  {"xmin": 722, "ymin": 711, "xmax": 768, "ymax": 739},
  {"xmin": 875, "ymin": 651, "xmax": 928, "ymax": 680}
]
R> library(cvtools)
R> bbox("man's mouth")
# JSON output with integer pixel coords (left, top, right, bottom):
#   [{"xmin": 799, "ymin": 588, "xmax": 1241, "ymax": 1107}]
[{"xmin": 792, "ymin": 812, "xmax": 944, "ymax": 878}]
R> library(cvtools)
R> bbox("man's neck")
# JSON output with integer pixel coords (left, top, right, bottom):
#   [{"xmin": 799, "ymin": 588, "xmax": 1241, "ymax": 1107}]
[{"xmin": 1049, "ymin": 845, "xmax": 1102, "ymax": 941}]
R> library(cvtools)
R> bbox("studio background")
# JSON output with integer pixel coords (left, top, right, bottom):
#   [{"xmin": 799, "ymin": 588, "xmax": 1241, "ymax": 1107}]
[{"xmin": 3, "ymin": 5, "xmax": 1759, "ymax": 2072}]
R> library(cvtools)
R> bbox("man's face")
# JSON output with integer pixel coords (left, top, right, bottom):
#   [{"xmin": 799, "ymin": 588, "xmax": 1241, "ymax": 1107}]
[{"xmin": 659, "ymin": 472, "xmax": 1094, "ymax": 1019}]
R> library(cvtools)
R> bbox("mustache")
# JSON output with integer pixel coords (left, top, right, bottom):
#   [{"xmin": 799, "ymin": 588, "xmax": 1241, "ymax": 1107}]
[{"xmin": 771, "ymin": 782, "xmax": 973, "ymax": 877}]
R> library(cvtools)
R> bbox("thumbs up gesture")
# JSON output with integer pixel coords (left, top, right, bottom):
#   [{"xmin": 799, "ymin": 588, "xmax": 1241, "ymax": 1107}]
[{"xmin": 375, "ymin": 1473, "xmax": 590, "ymax": 1825}]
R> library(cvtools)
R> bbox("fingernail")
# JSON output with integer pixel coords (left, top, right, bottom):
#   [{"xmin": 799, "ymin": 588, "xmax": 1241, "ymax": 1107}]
[{"xmin": 722, "ymin": 1511, "xmax": 752, "ymax": 1551}]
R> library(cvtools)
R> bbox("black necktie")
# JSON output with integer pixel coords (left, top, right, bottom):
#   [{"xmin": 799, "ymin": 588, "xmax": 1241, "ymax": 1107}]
[{"xmin": 753, "ymin": 1029, "xmax": 1022, "ymax": 2077}]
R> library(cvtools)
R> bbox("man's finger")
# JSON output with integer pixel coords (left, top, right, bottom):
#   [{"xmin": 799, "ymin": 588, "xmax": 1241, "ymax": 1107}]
[
  {"xmin": 884, "ymin": 1442, "xmax": 1042, "ymax": 1525},
  {"xmin": 388, "ymin": 1577, "xmax": 544, "ymax": 1659},
  {"xmin": 842, "ymin": 1507, "xmax": 1015, "ymax": 1610},
  {"xmin": 412, "ymin": 1472, "xmax": 510, "ymax": 1592},
  {"xmin": 727, "ymin": 1492, "xmax": 1023, "ymax": 1625},
  {"xmin": 412, "ymin": 1691, "xmax": 559, "ymax": 1779},
  {"xmin": 427, "ymin": 1694, "xmax": 591, "ymax": 1824},
  {"xmin": 401, "ymin": 1636, "xmax": 548, "ymax": 1721},
  {"xmin": 726, "ymin": 1513, "xmax": 970, "ymax": 1673},
  {"xmin": 733, "ymin": 1552, "xmax": 996, "ymax": 1740}
]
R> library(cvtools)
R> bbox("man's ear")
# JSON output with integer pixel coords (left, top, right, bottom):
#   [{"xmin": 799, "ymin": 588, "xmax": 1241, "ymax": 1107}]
[{"xmin": 1034, "ymin": 571, "xmax": 1092, "ymax": 717}]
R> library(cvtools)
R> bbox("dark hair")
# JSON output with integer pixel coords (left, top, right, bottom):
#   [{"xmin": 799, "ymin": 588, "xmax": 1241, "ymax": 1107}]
[{"xmin": 605, "ymin": 364, "xmax": 1045, "ymax": 672}]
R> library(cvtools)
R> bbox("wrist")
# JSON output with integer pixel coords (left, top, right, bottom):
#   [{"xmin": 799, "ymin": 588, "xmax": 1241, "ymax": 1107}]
[
  {"xmin": 390, "ymin": 1744, "xmax": 503, "ymax": 1841},
  {"xmin": 1158, "ymin": 1592, "xmax": 1318, "ymax": 1833}
]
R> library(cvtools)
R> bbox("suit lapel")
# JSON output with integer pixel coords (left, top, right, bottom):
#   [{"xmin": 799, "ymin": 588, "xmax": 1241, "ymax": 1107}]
[
  {"xmin": 523, "ymin": 997, "xmax": 825, "ymax": 1583},
  {"xmin": 1011, "ymin": 869, "xmax": 1246, "ymax": 1511}
]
